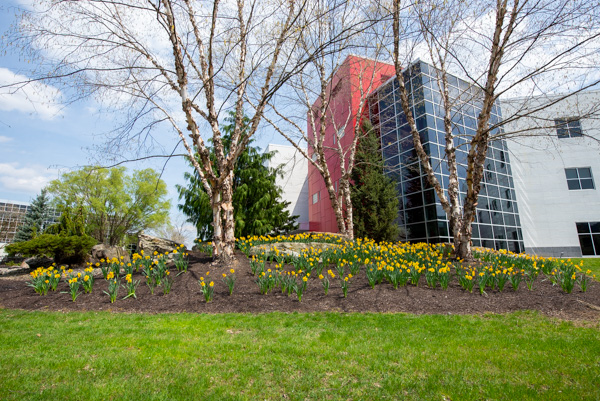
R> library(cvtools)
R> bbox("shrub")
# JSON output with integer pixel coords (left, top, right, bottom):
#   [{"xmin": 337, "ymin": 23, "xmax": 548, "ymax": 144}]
[{"xmin": 5, "ymin": 234, "xmax": 97, "ymax": 264}]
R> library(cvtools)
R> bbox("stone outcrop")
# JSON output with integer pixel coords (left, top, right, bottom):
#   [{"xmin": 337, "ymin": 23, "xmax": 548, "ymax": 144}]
[
  {"xmin": 90, "ymin": 244, "xmax": 130, "ymax": 264},
  {"xmin": 19, "ymin": 256, "xmax": 54, "ymax": 270},
  {"xmin": 249, "ymin": 241, "xmax": 340, "ymax": 258},
  {"xmin": 138, "ymin": 233, "xmax": 182, "ymax": 256}
]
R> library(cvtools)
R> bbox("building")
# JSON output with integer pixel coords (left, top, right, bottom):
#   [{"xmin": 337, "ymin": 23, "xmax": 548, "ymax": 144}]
[
  {"xmin": 307, "ymin": 55, "xmax": 395, "ymax": 232},
  {"xmin": 264, "ymin": 144, "xmax": 310, "ymax": 231},
  {"xmin": 503, "ymin": 90, "xmax": 600, "ymax": 256},
  {"xmin": 0, "ymin": 200, "xmax": 32, "ymax": 245},
  {"xmin": 366, "ymin": 60, "xmax": 525, "ymax": 253},
  {"xmin": 305, "ymin": 56, "xmax": 525, "ymax": 252},
  {"xmin": 300, "ymin": 55, "xmax": 599, "ymax": 256},
  {"xmin": 0, "ymin": 199, "xmax": 60, "ymax": 257}
]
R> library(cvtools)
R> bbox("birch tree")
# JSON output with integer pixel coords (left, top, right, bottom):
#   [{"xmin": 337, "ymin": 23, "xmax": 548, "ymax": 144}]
[
  {"xmin": 262, "ymin": 1, "xmax": 393, "ymax": 240},
  {"xmin": 386, "ymin": 0, "xmax": 600, "ymax": 260},
  {"xmin": 5, "ymin": 0, "xmax": 328, "ymax": 262}
]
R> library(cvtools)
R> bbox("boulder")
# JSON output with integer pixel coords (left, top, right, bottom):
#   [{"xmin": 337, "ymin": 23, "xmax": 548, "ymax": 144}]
[
  {"xmin": 20, "ymin": 256, "xmax": 54, "ymax": 270},
  {"xmin": 138, "ymin": 233, "xmax": 182, "ymax": 256},
  {"xmin": 90, "ymin": 244, "xmax": 130, "ymax": 264},
  {"xmin": 249, "ymin": 241, "xmax": 340, "ymax": 259}
]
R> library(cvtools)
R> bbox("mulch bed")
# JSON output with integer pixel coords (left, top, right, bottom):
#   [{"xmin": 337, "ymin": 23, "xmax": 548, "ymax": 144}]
[{"xmin": 1, "ymin": 251, "xmax": 599, "ymax": 320}]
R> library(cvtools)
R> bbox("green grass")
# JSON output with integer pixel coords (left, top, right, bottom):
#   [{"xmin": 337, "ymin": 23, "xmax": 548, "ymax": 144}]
[
  {"xmin": 0, "ymin": 310, "xmax": 599, "ymax": 400},
  {"xmin": 564, "ymin": 258, "xmax": 600, "ymax": 280}
]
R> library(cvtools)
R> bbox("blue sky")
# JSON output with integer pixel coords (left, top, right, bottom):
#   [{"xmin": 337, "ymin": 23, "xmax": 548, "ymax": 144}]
[{"xmin": 0, "ymin": 1, "xmax": 285, "ymax": 231}]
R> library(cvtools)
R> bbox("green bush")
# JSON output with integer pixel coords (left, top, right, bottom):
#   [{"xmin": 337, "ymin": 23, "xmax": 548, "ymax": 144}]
[{"xmin": 5, "ymin": 234, "xmax": 97, "ymax": 265}]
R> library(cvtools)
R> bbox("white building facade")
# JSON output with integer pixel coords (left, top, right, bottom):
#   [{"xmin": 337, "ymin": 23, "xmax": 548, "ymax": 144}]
[
  {"xmin": 265, "ymin": 144, "xmax": 309, "ymax": 231},
  {"xmin": 503, "ymin": 90, "xmax": 600, "ymax": 257}
]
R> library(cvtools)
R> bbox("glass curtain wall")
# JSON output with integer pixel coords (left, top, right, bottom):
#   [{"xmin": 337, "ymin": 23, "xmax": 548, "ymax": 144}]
[{"xmin": 368, "ymin": 60, "xmax": 525, "ymax": 253}]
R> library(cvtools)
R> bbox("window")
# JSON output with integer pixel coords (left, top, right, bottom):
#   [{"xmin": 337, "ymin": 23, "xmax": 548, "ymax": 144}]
[
  {"xmin": 312, "ymin": 192, "xmax": 319, "ymax": 204},
  {"xmin": 334, "ymin": 180, "xmax": 338, "ymax": 192},
  {"xmin": 576, "ymin": 222, "xmax": 600, "ymax": 255},
  {"xmin": 565, "ymin": 167, "xmax": 595, "ymax": 190},
  {"xmin": 556, "ymin": 118, "xmax": 583, "ymax": 138},
  {"xmin": 311, "ymin": 152, "xmax": 318, "ymax": 162}
]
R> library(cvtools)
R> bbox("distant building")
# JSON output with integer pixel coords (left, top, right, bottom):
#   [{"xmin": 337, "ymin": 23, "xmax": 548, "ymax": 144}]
[
  {"xmin": 0, "ymin": 200, "xmax": 33, "ymax": 245},
  {"xmin": 0, "ymin": 199, "xmax": 60, "ymax": 255},
  {"xmin": 265, "ymin": 144, "xmax": 310, "ymax": 231},
  {"xmin": 503, "ymin": 90, "xmax": 600, "ymax": 256}
]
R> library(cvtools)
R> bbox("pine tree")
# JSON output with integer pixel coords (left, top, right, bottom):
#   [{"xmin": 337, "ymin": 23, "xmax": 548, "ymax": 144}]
[
  {"xmin": 351, "ymin": 121, "xmax": 400, "ymax": 242},
  {"xmin": 177, "ymin": 112, "xmax": 298, "ymax": 241},
  {"xmin": 13, "ymin": 188, "xmax": 53, "ymax": 242}
]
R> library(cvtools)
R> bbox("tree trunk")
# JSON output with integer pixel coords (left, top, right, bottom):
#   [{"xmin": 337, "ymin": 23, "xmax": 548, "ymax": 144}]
[
  {"xmin": 455, "ymin": 219, "xmax": 473, "ymax": 261},
  {"xmin": 210, "ymin": 175, "xmax": 236, "ymax": 264},
  {"xmin": 211, "ymin": 190, "xmax": 223, "ymax": 260},
  {"xmin": 342, "ymin": 185, "xmax": 354, "ymax": 241},
  {"xmin": 220, "ymin": 172, "xmax": 236, "ymax": 264}
]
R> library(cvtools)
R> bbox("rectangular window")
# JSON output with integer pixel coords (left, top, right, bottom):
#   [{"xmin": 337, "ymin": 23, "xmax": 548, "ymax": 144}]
[
  {"xmin": 337, "ymin": 127, "xmax": 345, "ymax": 139},
  {"xmin": 312, "ymin": 192, "xmax": 319, "ymax": 204},
  {"xmin": 334, "ymin": 181, "xmax": 338, "ymax": 192},
  {"xmin": 556, "ymin": 118, "xmax": 583, "ymax": 138},
  {"xmin": 565, "ymin": 167, "xmax": 595, "ymax": 190},
  {"xmin": 311, "ymin": 152, "xmax": 318, "ymax": 162},
  {"xmin": 576, "ymin": 222, "xmax": 600, "ymax": 255}
]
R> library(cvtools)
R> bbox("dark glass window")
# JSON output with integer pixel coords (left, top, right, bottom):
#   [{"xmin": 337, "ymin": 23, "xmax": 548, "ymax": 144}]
[
  {"xmin": 565, "ymin": 167, "xmax": 595, "ymax": 190},
  {"xmin": 406, "ymin": 207, "xmax": 425, "ymax": 224},
  {"xmin": 556, "ymin": 118, "xmax": 583, "ymax": 138},
  {"xmin": 427, "ymin": 221, "xmax": 439, "ymax": 237},
  {"xmin": 407, "ymin": 223, "xmax": 427, "ymax": 239},
  {"xmin": 479, "ymin": 225, "xmax": 493, "ymax": 239},
  {"xmin": 576, "ymin": 222, "xmax": 600, "ymax": 255},
  {"xmin": 438, "ymin": 221, "xmax": 449, "ymax": 237},
  {"xmin": 478, "ymin": 210, "xmax": 491, "ymax": 224}
]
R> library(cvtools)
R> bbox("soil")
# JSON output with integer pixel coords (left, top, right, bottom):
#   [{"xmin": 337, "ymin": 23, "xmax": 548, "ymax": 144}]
[{"xmin": 1, "ymin": 251, "xmax": 599, "ymax": 321}]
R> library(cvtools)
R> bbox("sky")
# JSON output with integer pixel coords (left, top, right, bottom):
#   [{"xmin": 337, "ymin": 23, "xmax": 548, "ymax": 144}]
[{"xmin": 0, "ymin": 1, "xmax": 287, "ymax": 243}]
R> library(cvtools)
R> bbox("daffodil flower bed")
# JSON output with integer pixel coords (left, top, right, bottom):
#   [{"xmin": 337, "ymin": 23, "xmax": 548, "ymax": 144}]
[
  {"xmin": 240, "ymin": 235, "xmax": 595, "ymax": 300},
  {"xmin": 21, "ymin": 235, "xmax": 596, "ymax": 306}
]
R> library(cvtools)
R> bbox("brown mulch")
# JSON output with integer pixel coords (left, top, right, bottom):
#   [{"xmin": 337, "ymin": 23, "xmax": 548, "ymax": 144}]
[{"xmin": 0, "ymin": 250, "xmax": 599, "ymax": 321}]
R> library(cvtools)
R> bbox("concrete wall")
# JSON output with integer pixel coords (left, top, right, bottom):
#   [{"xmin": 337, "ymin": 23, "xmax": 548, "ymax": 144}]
[
  {"xmin": 503, "ymin": 90, "xmax": 600, "ymax": 257},
  {"xmin": 265, "ymin": 144, "xmax": 309, "ymax": 230}
]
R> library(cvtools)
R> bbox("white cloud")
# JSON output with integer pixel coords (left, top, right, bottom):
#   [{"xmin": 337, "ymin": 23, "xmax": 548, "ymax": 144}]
[
  {"xmin": 0, "ymin": 135, "xmax": 12, "ymax": 143},
  {"xmin": 0, "ymin": 68, "xmax": 63, "ymax": 120},
  {"xmin": 0, "ymin": 163, "xmax": 58, "ymax": 194}
]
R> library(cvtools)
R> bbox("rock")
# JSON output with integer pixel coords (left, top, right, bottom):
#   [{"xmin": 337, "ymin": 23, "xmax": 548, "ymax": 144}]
[
  {"xmin": 0, "ymin": 266, "xmax": 31, "ymax": 276},
  {"xmin": 138, "ymin": 233, "xmax": 183, "ymax": 256},
  {"xmin": 20, "ymin": 256, "xmax": 54, "ymax": 270},
  {"xmin": 249, "ymin": 241, "xmax": 340, "ymax": 258},
  {"xmin": 90, "ymin": 244, "xmax": 130, "ymax": 264}
]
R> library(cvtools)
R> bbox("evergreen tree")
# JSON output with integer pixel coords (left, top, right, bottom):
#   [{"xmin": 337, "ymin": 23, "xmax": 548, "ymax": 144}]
[
  {"xmin": 13, "ymin": 188, "xmax": 53, "ymax": 242},
  {"xmin": 351, "ymin": 121, "xmax": 400, "ymax": 242},
  {"xmin": 177, "ymin": 112, "xmax": 298, "ymax": 241}
]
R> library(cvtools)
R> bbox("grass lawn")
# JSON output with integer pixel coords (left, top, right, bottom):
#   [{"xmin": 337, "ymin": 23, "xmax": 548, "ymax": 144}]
[
  {"xmin": 0, "ymin": 310, "xmax": 599, "ymax": 400},
  {"xmin": 565, "ymin": 258, "xmax": 600, "ymax": 281}
]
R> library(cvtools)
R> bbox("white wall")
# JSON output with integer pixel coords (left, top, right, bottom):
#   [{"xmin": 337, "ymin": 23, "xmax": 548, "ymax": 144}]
[
  {"xmin": 265, "ymin": 144, "xmax": 309, "ymax": 230},
  {"xmin": 503, "ymin": 90, "xmax": 600, "ymax": 256}
]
